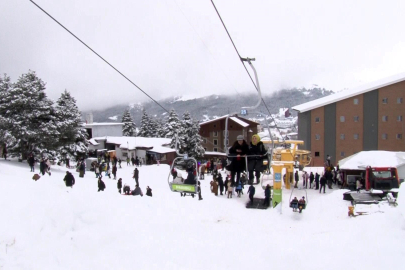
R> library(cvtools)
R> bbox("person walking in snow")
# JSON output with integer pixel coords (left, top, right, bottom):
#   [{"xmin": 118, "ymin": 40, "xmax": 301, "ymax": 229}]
[
  {"xmin": 309, "ymin": 172, "xmax": 315, "ymax": 189},
  {"xmin": 217, "ymin": 173, "xmax": 224, "ymax": 195},
  {"xmin": 126, "ymin": 157, "xmax": 130, "ymax": 166},
  {"xmin": 45, "ymin": 159, "xmax": 51, "ymax": 176},
  {"xmin": 315, "ymin": 172, "xmax": 320, "ymax": 190},
  {"xmin": 263, "ymin": 184, "xmax": 271, "ymax": 207},
  {"xmin": 117, "ymin": 178, "xmax": 123, "ymax": 193},
  {"xmin": 247, "ymin": 183, "xmax": 255, "ymax": 204},
  {"xmin": 198, "ymin": 181, "xmax": 203, "ymax": 200},
  {"xmin": 112, "ymin": 164, "xmax": 117, "ymax": 180},
  {"xmin": 98, "ymin": 177, "xmax": 106, "ymax": 192},
  {"xmin": 294, "ymin": 170, "xmax": 299, "ymax": 188},
  {"xmin": 64, "ymin": 171, "xmax": 75, "ymax": 187},
  {"xmin": 302, "ymin": 171, "xmax": 308, "ymax": 188},
  {"xmin": 39, "ymin": 159, "xmax": 46, "ymax": 176},
  {"xmin": 320, "ymin": 174, "xmax": 326, "ymax": 193},
  {"xmin": 133, "ymin": 168, "xmax": 139, "ymax": 186},
  {"xmin": 79, "ymin": 160, "xmax": 85, "ymax": 178},
  {"xmin": 235, "ymin": 181, "xmax": 243, "ymax": 197},
  {"xmin": 28, "ymin": 154, "xmax": 35, "ymax": 172}
]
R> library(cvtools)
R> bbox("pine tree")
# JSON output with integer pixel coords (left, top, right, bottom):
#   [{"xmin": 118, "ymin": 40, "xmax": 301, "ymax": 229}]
[
  {"xmin": 121, "ymin": 108, "xmax": 137, "ymax": 136},
  {"xmin": 188, "ymin": 120, "xmax": 205, "ymax": 159},
  {"xmin": 0, "ymin": 71, "xmax": 60, "ymax": 158},
  {"xmin": 138, "ymin": 109, "xmax": 150, "ymax": 137},
  {"xmin": 164, "ymin": 109, "xmax": 182, "ymax": 149},
  {"xmin": 156, "ymin": 118, "xmax": 167, "ymax": 138},
  {"xmin": 55, "ymin": 90, "xmax": 89, "ymax": 159},
  {"xmin": 180, "ymin": 111, "xmax": 193, "ymax": 154},
  {"xmin": 0, "ymin": 74, "xmax": 15, "ymax": 147}
]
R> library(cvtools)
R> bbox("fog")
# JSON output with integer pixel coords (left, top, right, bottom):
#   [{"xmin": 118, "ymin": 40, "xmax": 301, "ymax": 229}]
[{"xmin": 1, "ymin": 0, "xmax": 404, "ymax": 110}]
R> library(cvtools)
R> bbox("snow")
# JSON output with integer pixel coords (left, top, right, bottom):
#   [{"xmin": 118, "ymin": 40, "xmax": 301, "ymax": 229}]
[
  {"xmin": 85, "ymin": 122, "xmax": 124, "ymax": 126},
  {"xmin": 292, "ymin": 72, "xmax": 405, "ymax": 113},
  {"xmin": 339, "ymin": 151, "xmax": 405, "ymax": 170},
  {"xmin": 1, "ymin": 159, "xmax": 405, "ymax": 270},
  {"xmin": 108, "ymin": 115, "xmax": 118, "ymax": 121}
]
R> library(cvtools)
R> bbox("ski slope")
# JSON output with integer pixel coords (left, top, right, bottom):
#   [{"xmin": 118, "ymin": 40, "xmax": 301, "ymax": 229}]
[{"xmin": 0, "ymin": 159, "xmax": 404, "ymax": 270}]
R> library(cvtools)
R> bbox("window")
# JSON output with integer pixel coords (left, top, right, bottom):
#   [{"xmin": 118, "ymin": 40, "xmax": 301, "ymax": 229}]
[
  {"xmin": 354, "ymin": 134, "xmax": 359, "ymax": 140},
  {"xmin": 213, "ymin": 148, "xmax": 218, "ymax": 152},
  {"xmin": 203, "ymin": 139, "xmax": 207, "ymax": 144},
  {"xmin": 397, "ymin": 97, "xmax": 403, "ymax": 104},
  {"xmin": 315, "ymin": 117, "xmax": 320, "ymax": 123},
  {"xmin": 353, "ymin": 98, "xmax": 359, "ymax": 105},
  {"xmin": 398, "ymin": 116, "xmax": 403, "ymax": 122},
  {"xmin": 382, "ymin": 98, "xmax": 388, "ymax": 104},
  {"xmin": 340, "ymin": 152, "xmax": 345, "ymax": 157},
  {"xmin": 382, "ymin": 133, "xmax": 388, "ymax": 140},
  {"xmin": 340, "ymin": 134, "xmax": 345, "ymax": 140},
  {"xmin": 213, "ymin": 139, "xmax": 218, "ymax": 145},
  {"xmin": 315, "ymin": 134, "xmax": 320, "ymax": 140},
  {"xmin": 397, "ymin": 134, "xmax": 403, "ymax": 139},
  {"xmin": 340, "ymin": 116, "xmax": 345, "ymax": 122},
  {"xmin": 213, "ymin": 131, "xmax": 218, "ymax": 137},
  {"xmin": 315, "ymin": 151, "xmax": 320, "ymax": 157},
  {"xmin": 353, "ymin": 116, "xmax": 359, "ymax": 122},
  {"xmin": 382, "ymin": 116, "xmax": 388, "ymax": 122}
]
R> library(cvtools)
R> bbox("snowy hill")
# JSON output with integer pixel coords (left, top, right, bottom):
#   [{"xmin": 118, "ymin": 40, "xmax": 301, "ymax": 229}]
[
  {"xmin": 0, "ymin": 159, "xmax": 404, "ymax": 270},
  {"xmin": 84, "ymin": 88, "xmax": 333, "ymax": 126}
]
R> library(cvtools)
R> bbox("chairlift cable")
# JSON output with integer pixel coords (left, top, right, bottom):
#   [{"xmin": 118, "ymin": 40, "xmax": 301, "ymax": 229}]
[
  {"xmin": 29, "ymin": 0, "xmax": 170, "ymax": 114},
  {"xmin": 210, "ymin": 0, "xmax": 288, "ymax": 142}
]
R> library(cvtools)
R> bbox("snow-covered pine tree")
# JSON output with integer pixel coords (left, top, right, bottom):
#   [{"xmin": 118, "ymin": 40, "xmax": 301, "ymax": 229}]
[
  {"xmin": 55, "ymin": 90, "xmax": 89, "ymax": 160},
  {"xmin": 188, "ymin": 120, "xmax": 205, "ymax": 159},
  {"xmin": 180, "ymin": 111, "xmax": 193, "ymax": 154},
  {"xmin": 0, "ymin": 71, "xmax": 60, "ymax": 158},
  {"xmin": 137, "ymin": 109, "xmax": 151, "ymax": 137},
  {"xmin": 165, "ymin": 109, "xmax": 182, "ymax": 149},
  {"xmin": 121, "ymin": 108, "xmax": 137, "ymax": 136},
  {"xmin": 156, "ymin": 118, "xmax": 167, "ymax": 138},
  {"xmin": 0, "ymin": 74, "xmax": 16, "ymax": 147},
  {"xmin": 148, "ymin": 117, "xmax": 158, "ymax": 138}
]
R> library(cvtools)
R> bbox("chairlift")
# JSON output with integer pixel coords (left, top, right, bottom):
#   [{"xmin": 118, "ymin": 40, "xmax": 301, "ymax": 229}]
[
  {"xmin": 167, "ymin": 135, "xmax": 199, "ymax": 197},
  {"xmin": 288, "ymin": 185, "xmax": 308, "ymax": 213}
]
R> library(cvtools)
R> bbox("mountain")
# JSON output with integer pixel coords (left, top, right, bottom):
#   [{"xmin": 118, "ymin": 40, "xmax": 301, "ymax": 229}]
[{"xmin": 83, "ymin": 87, "xmax": 333, "ymax": 125}]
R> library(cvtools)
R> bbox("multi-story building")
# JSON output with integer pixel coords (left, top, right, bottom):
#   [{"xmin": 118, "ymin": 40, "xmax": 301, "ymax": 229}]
[
  {"xmin": 292, "ymin": 73, "xmax": 405, "ymax": 167},
  {"xmin": 199, "ymin": 115, "xmax": 259, "ymax": 152}
]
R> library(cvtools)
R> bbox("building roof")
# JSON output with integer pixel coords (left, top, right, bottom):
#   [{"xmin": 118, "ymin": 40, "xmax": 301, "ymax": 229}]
[
  {"xmin": 93, "ymin": 136, "xmax": 175, "ymax": 153},
  {"xmin": 338, "ymin": 151, "xmax": 405, "ymax": 170},
  {"xmin": 292, "ymin": 72, "xmax": 405, "ymax": 113},
  {"xmin": 85, "ymin": 122, "xmax": 124, "ymax": 127},
  {"xmin": 199, "ymin": 115, "xmax": 255, "ymax": 127}
]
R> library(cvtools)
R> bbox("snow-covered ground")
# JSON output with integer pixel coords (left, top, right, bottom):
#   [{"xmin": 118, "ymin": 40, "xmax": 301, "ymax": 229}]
[{"xmin": 0, "ymin": 159, "xmax": 404, "ymax": 270}]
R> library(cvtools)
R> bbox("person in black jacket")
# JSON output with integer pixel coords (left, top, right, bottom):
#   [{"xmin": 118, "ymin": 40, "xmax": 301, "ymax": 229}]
[
  {"xmin": 40, "ymin": 159, "xmax": 46, "ymax": 176},
  {"xmin": 28, "ymin": 154, "xmax": 35, "ymax": 172},
  {"xmin": 117, "ymin": 178, "xmax": 123, "ymax": 193},
  {"xmin": 64, "ymin": 171, "xmax": 75, "ymax": 187},
  {"xmin": 146, "ymin": 186, "xmax": 152, "ymax": 197},
  {"xmin": 98, "ymin": 177, "xmax": 106, "ymax": 192},
  {"xmin": 247, "ymin": 184, "xmax": 255, "ymax": 204},
  {"xmin": 133, "ymin": 168, "xmax": 139, "ymax": 185},
  {"xmin": 248, "ymin": 134, "xmax": 267, "ymax": 185},
  {"xmin": 309, "ymin": 172, "xmax": 315, "ymax": 188},
  {"xmin": 263, "ymin": 184, "xmax": 271, "ymax": 207},
  {"xmin": 217, "ymin": 173, "xmax": 224, "ymax": 195},
  {"xmin": 294, "ymin": 170, "xmax": 299, "ymax": 188},
  {"xmin": 228, "ymin": 135, "xmax": 249, "ymax": 186},
  {"xmin": 315, "ymin": 172, "xmax": 320, "ymax": 190},
  {"xmin": 320, "ymin": 174, "xmax": 326, "ymax": 193}
]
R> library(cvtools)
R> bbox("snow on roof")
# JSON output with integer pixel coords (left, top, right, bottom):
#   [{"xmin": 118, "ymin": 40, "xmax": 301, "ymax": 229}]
[
  {"xmin": 338, "ymin": 151, "xmax": 405, "ymax": 170},
  {"xmin": 85, "ymin": 122, "xmax": 124, "ymax": 127},
  {"xmin": 292, "ymin": 72, "xmax": 405, "ymax": 113},
  {"xmin": 88, "ymin": 138, "xmax": 99, "ymax": 146},
  {"xmin": 204, "ymin": 151, "xmax": 226, "ymax": 156},
  {"xmin": 93, "ymin": 136, "xmax": 175, "ymax": 153},
  {"xmin": 199, "ymin": 115, "xmax": 254, "ymax": 127}
]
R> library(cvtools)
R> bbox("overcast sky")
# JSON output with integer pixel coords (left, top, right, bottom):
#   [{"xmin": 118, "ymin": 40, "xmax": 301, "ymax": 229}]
[{"xmin": 1, "ymin": 0, "xmax": 405, "ymax": 111}]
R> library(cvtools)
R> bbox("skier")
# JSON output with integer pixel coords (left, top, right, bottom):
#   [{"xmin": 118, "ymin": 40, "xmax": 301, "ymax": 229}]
[
  {"xmin": 64, "ymin": 171, "xmax": 75, "ymax": 188},
  {"xmin": 117, "ymin": 178, "xmax": 123, "ymax": 194}
]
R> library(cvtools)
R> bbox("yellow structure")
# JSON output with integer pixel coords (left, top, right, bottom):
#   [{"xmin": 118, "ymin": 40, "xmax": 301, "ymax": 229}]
[{"xmin": 262, "ymin": 140, "xmax": 311, "ymax": 190}]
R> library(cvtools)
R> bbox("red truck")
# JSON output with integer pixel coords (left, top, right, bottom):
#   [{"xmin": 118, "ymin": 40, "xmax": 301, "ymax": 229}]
[{"xmin": 364, "ymin": 166, "xmax": 399, "ymax": 190}]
